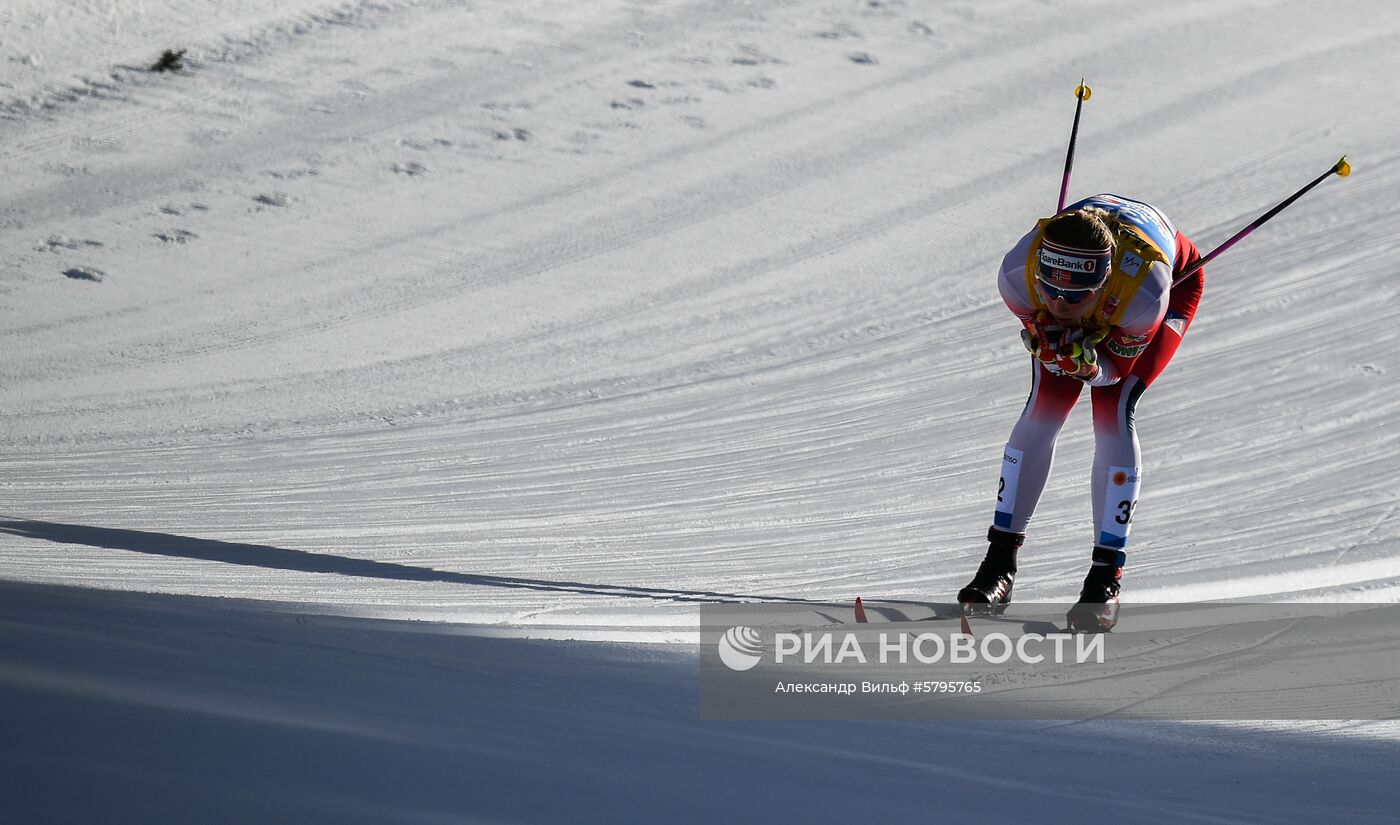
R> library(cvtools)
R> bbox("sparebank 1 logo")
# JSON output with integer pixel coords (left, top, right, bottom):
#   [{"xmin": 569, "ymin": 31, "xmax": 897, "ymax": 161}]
[{"xmin": 718, "ymin": 626, "xmax": 764, "ymax": 671}]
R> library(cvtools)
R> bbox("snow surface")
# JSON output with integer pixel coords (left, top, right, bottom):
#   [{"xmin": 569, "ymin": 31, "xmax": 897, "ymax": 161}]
[{"xmin": 3, "ymin": 0, "xmax": 1399, "ymax": 821}]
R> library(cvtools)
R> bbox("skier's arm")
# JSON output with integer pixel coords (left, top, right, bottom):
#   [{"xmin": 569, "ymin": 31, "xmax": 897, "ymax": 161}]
[
  {"xmin": 998, "ymin": 229, "xmax": 1039, "ymax": 320},
  {"xmin": 1080, "ymin": 259, "xmax": 1173, "ymax": 386},
  {"xmin": 1081, "ymin": 329, "xmax": 1149, "ymax": 387},
  {"xmin": 999, "ymin": 243, "xmax": 1091, "ymax": 378},
  {"xmin": 1097, "ymin": 326, "xmax": 1165, "ymax": 382}
]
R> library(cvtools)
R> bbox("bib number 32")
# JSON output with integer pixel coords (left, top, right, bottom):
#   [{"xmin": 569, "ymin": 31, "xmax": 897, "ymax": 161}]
[{"xmin": 1098, "ymin": 466, "xmax": 1141, "ymax": 549}]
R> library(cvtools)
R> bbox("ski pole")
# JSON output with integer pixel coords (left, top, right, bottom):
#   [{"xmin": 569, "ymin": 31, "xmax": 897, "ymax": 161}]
[
  {"xmin": 1056, "ymin": 80, "xmax": 1092, "ymax": 212},
  {"xmin": 1173, "ymin": 156, "xmax": 1351, "ymax": 286}
]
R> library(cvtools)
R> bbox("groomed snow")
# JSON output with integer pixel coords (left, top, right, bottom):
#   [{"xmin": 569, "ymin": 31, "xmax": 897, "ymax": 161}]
[{"xmin": 3, "ymin": 0, "xmax": 1399, "ymax": 821}]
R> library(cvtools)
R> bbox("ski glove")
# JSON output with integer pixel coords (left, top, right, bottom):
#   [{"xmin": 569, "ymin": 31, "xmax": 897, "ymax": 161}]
[
  {"xmin": 1022, "ymin": 320, "xmax": 1106, "ymax": 382},
  {"xmin": 1056, "ymin": 333, "xmax": 1101, "ymax": 381}
]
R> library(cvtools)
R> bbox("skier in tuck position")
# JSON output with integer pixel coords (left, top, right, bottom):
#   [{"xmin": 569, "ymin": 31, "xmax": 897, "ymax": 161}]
[{"xmin": 956, "ymin": 194, "xmax": 1205, "ymax": 632}]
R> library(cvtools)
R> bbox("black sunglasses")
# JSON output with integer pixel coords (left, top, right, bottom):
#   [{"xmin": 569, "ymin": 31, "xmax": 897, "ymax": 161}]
[{"xmin": 1037, "ymin": 280, "xmax": 1099, "ymax": 305}]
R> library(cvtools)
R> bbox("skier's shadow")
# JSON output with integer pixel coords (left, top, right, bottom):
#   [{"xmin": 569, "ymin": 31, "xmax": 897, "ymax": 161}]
[{"xmin": 0, "ymin": 519, "xmax": 813, "ymax": 606}]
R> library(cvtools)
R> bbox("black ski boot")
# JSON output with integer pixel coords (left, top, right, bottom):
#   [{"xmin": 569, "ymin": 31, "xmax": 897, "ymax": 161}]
[
  {"xmin": 1066, "ymin": 547, "xmax": 1123, "ymax": 632},
  {"xmin": 957, "ymin": 527, "xmax": 1024, "ymax": 614}
]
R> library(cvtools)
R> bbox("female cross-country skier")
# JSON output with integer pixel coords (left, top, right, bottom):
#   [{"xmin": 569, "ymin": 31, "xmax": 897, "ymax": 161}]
[{"xmin": 957, "ymin": 194, "xmax": 1205, "ymax": 631}]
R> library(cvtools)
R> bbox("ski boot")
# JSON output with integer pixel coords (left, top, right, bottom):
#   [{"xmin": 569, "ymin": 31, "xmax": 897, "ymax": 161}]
[
  {"xmin": 1065, "ymin": 547, "xmax": 1123, "ymax": 632},
  {"xmin": 957, "ymin": 527, "xmax": 1024, "ymax": 615}
]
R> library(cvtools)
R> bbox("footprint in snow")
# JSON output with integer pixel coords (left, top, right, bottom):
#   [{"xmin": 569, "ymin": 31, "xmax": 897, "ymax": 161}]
[
  {"xmin": 161, "ymin": 203, "xmax": 210, "ymax": 216},
  {"xmin": 63, "ymin": 267, "xmax": 105, "ymax": 282},
  {"xmin": 254, "ymin": 192, "xmax": 290, "ymax": 207},
  {"xmin": 814, "ymin": 24, "xmax": 862, "ymax": 40},
  {"xmin": 39, "ymin": 236, "xmax": 103, "ymax": 252},
  {"xmin": 187, "ymin": 127, "xmax": 232, "ymax": 147},
  {"xmin": 42, "ymin": 162, "xmax": 91, "ymax": 177},
  {"xmin": 71, "ymin": 135, "xmax": 124, "ymax": 154},
  {"xmin": 848, "ymin": 52, "xmax": 879, "ymax": 65},
  {"xmin": 398, "ymin": 137, "xmax": 454, "ymax": 151},
  {"xmin": 154, "ymin": 229, "xmax": 198, "ymax": 244},
  {"xmin": 731, "ymin": 45, "xmax": 784, "ymax": 66},
  {"xmin": 264, "ymin": 168, "xmax": 319, "ymax": 180},
  {"xmin": 391, "ymin": 161, "xmax": 427, "ymax": 177}
]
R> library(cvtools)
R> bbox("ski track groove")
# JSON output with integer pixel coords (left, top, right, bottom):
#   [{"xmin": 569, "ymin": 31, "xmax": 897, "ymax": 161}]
[
  {"xmin": 1, "ymin": 0, "xmax": 1318, "ymax": 360},
  {"xmin": 10, "ymin": 0, "xmax": 1396, "ymax": 465},
  {"xmin": 2, "ymin": 0, "xmax": 1398, "ymax": 625}
]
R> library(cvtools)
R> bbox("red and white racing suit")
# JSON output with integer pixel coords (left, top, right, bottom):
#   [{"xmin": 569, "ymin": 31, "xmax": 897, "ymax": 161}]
[{"xmin": 991, "ymin": 195, "xmax": 1205, "ymax": 559}]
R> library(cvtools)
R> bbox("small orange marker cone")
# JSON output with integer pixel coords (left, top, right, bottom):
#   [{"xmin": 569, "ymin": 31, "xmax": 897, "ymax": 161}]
[{"xmin": 854, "ymin": 597, "xmax": 868, "ymax": 623}]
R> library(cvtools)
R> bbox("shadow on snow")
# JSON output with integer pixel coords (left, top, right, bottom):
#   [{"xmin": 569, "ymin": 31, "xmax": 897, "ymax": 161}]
[{"xmin": 0, "ymin": 518, "xmax": 817, "ymax": 606}]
